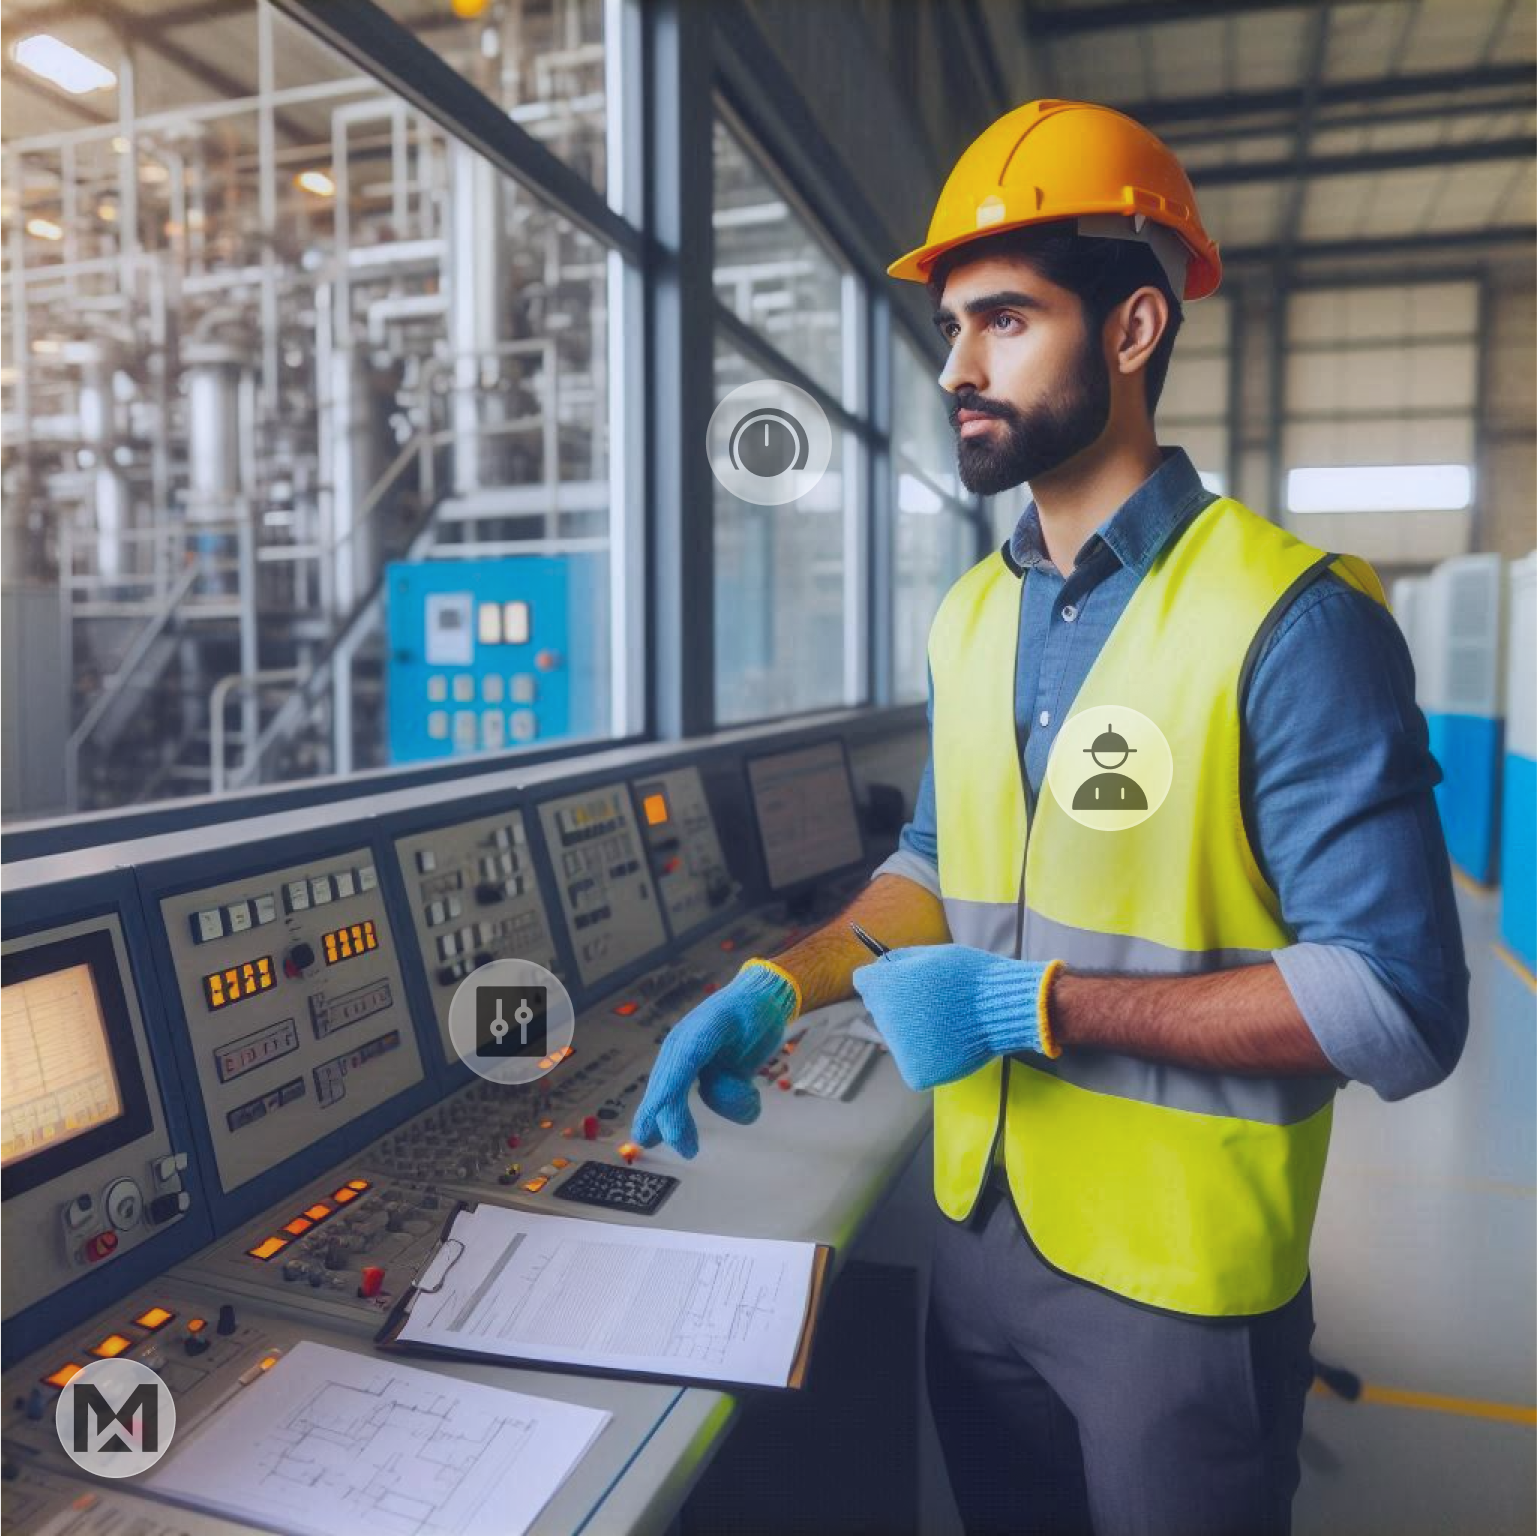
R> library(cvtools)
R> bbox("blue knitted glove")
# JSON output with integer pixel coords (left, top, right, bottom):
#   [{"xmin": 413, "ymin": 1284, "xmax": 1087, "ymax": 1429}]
[
  {"xmin": 630, "ymin": 960, "xmax": 801, "ymax": 1159},
  {"xmin": 852, "ymin": 945, "xmax": 1063, "ymax": 1091}
]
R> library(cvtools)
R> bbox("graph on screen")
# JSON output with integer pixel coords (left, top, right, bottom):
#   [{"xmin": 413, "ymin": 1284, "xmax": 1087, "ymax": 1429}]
[{"xmin": 1, "ymin": 961, "xmax": 123, "ymax": 1169}]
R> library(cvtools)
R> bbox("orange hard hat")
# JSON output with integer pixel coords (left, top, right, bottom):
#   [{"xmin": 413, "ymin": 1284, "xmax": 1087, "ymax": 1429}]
[{"xmin": 887, "ymin": 99, "xmax": 1221, "ymax": 301}]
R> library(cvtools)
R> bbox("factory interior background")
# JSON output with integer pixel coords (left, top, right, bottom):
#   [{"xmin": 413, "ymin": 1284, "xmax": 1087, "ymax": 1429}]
[{"xmin": 1, "ymin": 1, "xmax": 1534, "ymax": 1534}]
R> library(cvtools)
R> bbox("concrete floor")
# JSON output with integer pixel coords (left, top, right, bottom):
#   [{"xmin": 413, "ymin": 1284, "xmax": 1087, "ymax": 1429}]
[{"xmin": 852, "ymin": 885, "xmax": 1536, "ymax": 1536}]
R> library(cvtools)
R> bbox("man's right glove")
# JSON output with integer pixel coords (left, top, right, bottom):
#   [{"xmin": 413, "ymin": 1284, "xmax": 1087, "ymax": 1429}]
[{"xmin": 629, "ymin": 960, "xmax": 801, "ymax": 1160}]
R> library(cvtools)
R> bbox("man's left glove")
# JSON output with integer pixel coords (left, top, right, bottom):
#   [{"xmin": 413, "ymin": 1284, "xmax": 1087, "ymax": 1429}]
[{"xmin": 852, "ymin": 945, "xmax": 1064, "ymax": 1091}]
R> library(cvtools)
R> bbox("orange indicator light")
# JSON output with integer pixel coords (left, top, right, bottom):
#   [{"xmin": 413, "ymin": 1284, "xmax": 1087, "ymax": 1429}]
[
  {"xmin": 133, "ymin": 1307, "xmax": 174, "ymax": 1330},
  {"xmin": 43, "ymin": 1363, "xmax": 83, "ymax": 1388},
  {"xmin": 247, "ymin": 1236, "xmax": 288, "ymax": 1261},
  {"xmin": 90, "ymin": 1334, "xmax": 133, "ymax": 1359}
]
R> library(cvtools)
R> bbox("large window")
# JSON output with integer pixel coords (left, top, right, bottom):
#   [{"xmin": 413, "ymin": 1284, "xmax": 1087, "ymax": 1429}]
[
  {"xmin": 892, "ymin": 332, "xmax": 976, "ymax": 702},
  {"xmin": 710, "ymin": 108, "xmax": 865, "ymax": 724},
  {"xmin": 1, "ymin": 0, "xmax": 635, "ymax": 821}
]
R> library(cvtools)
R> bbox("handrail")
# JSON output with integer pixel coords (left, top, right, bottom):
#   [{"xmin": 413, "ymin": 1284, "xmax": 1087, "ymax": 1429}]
[
  {"xmin": 63, "ymin": 559, "xmax": 201, "ymax": 811},
  {"xmin": 209, "ymin": 669, "xmax": 302, "ymax": 795}
]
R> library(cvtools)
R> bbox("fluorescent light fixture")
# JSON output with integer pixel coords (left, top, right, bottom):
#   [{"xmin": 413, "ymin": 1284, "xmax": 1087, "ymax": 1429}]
[
  {"xmin": 13, "ymin": 35, "xmax": 116, "ymax": 95},
  {"xmin": 295, "ymin": 170, "xmax": 335, "ymax": 197},
  {"xmin": 26, "ymin": 217, "xmax": 64, "ymax": 241},
  {"xmin": 1287, "ymin": 463, "xmax": 1472, "ymax": 514}
]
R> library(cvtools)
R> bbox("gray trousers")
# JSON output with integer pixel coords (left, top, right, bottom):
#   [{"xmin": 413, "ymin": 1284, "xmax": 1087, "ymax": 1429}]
[{"xmin": 926, "ymin": 1171, "xmax": 1316, "ymax": 1536}]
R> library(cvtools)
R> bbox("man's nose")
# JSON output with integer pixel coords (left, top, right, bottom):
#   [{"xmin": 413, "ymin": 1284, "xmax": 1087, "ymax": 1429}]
[{"xmin": 939, "ymin": 332, "xmax": 986, "ymax": 397}]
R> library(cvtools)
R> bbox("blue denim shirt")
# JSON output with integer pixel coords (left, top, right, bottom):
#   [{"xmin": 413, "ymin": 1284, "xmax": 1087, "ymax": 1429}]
[{"xmin": 877, "ymin": 447, "xmax": 1469, "ymax": 1101}]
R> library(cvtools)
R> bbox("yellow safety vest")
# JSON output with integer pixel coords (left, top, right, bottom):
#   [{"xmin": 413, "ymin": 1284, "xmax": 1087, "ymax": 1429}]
[{"xmin": 927, "ymin": 496, "xmax": 1386, "ymax": 1317}]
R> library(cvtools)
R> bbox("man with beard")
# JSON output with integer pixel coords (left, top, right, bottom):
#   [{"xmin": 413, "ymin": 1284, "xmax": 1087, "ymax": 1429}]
[{"xmin": 632, "ymin": 101, "xmax": 1466, "ymax": 1535}]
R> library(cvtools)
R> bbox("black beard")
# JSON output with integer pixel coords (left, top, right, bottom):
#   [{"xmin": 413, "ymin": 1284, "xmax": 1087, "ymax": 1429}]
[{"xmin": 951, "ymin": 329, "xmax": 1112, "ymax": 496}]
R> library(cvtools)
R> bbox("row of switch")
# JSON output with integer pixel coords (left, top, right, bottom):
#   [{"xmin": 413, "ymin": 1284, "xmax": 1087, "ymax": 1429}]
[
  {"xmin": 425, "ymin": 709, "xmax": 539, "ymax": 747},
  {"xmin": 425, "ymin": 672, "xmax": 539, "ymax": 705},
  {"xmin": 188, "ymin": 866, "xmax": 377, "ymax": 944}
]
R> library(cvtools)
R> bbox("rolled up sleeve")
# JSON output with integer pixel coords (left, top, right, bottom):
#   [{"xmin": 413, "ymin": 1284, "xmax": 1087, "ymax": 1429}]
[{"xmin": 1245, "ymin": 575, "xmax": 1470, "ymax": 1101}]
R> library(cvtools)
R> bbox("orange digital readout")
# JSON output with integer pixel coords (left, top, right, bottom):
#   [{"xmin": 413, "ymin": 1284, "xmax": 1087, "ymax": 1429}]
[
  {"xmin": 203, "ymin": 954, "xmax": 275, "ymax": 1011},
  {"xmin": 43, "ymin": 1363, "xmax": 83, "ymax": 1388},
  {"xmin": 247, "ymin": 1235, "xmax": 288, "ymax": 1261},
  {"xmin": 90, "ymin": 1334, "xmax": 133, "ymax": 1359},
  {"xmin": 321, "ymin": 921, "xmax": 378, "ymax": 966},
  {"xmin": 133, "ymin": 1306, "xmax": 174, "ymax": 1331}
]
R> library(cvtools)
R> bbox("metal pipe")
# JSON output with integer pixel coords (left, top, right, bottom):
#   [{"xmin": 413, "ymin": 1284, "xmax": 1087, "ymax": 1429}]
[{"xmin": 208, "ymin": 667, "xmax": 300, "ymax": 794}]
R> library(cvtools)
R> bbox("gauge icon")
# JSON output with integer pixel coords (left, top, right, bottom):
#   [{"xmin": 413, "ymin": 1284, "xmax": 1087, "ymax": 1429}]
[
  {"xmin": 707, "ymin": 380, "xmax": 831, "ymax": 505},
  {"xmin": 730, "ymin": 408, "xmax": 810, "ymax": 477}
]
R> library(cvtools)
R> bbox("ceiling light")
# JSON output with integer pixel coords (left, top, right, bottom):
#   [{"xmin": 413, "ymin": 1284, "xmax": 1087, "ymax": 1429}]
[
  {"xmin": 111, "ymin": 135, "xmax": 129, "ymax": 154},
  {"xmin": 12, "ymin": 35, "xmax": 117, "ymax": 95},
  {"xmin": 295, "ymin": 170, "xmax": 335, "ymax": 197},
  {"xmin": 26, "ymin": 217, "xmax": 64, "ymax": 241},
  {"xmin": 139, "ymin": 163, "xmax": 168, "ymax": 185}
]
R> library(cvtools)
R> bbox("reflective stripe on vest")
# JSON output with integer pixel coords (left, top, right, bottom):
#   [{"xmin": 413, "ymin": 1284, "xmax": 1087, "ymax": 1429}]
[{"xmin": 927, "ymin": 496, "xmax": 1386, "ymax": 1317}]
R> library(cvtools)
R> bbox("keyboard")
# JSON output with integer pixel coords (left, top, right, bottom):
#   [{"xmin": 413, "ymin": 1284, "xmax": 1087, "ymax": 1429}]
[{"xmin": 792, "ymin": 1033, "xmax": 879, "ymax": 1101}]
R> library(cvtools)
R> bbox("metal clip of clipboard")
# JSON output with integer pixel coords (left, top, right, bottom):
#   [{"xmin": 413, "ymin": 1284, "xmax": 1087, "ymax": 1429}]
[{"xmin": 410, "ymin": 1236, "xmax": 465, "ymax": 1295}]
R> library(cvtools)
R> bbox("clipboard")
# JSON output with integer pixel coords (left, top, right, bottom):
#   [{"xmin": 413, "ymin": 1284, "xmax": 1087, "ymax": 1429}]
[{"xmin": 374, "ymin": 1199, "xmax": 835, "ymax": 1392}]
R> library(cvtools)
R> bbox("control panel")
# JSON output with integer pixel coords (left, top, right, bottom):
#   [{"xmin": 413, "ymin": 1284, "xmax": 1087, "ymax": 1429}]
[
  {"xmin": 1, "ymin": 916, "xmax": 192, "ymax": 1320},
  {"xmin": 158, "ymin": 849, "xmax": 425, "ymax": 1193},
  {"xmin": 632, "ymin": 766, "xmax": 736, "ymax": 936},
  {"xmin": 537, "ymin": 785, "xmax": 666, "ymax": 988},
  {"xmin": 393, "ymin": 808, "xmax": 562, "ymax": 1063}
]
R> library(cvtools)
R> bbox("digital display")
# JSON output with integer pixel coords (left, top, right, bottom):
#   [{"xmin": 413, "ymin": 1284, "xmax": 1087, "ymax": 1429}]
[
  {"xmin": 321, "ymin": 920, "xmax": 378, "ymax": 965},
  {"xmin": 203, "ymin": 956, "xmax": 275, "ymax": 1011},
  {"xmin": 1, "ymin": 961, "xmax": 124, "ymax": 1170},
  {"xmin": 640, "ymin": 787, "xmax": 670, "ymax": 826},
  {"xmin": 747, "ymin": 740, "xmax": 865, "ymax": 892}
]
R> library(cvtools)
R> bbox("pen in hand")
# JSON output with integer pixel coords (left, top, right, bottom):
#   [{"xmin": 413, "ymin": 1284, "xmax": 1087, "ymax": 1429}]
[{"xmin": 850, "ymin": 922, "xmax": 892, "ymax": 960}]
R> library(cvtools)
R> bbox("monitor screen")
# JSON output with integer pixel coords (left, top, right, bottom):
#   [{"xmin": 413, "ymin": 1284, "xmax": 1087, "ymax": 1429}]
[
  {"xmin": 1, "ymin": 926, "xmax": 152, "ymax": 1197},
  {"xmin": 747, "ymin": 741, "xmax": 865, "ymax": 892},
  {"xmin": 2, "ymin": 962, "xmax": 123, "ymax": 1171}
]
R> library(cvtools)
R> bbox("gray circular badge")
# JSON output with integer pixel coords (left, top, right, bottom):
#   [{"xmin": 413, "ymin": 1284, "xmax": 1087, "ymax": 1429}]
[
  {"xmin": 707, "ymin": 379, "xmax": 832, "ymax": 506},
  {"xmin": 56, "ymin": 1358, "xmax": 176, "ymax": 1478},
  {"xmin": 447, "ymin": 958, "xmax": 575, "ymax": 1084}
]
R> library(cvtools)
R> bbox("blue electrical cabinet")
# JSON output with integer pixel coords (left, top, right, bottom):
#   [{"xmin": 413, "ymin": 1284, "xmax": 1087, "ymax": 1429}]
[{"xmin": 384, "ymin": 555, "xmax": 605, "ymax": 765}]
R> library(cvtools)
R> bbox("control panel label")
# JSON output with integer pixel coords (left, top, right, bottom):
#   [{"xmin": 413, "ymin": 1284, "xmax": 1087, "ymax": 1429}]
[{"xmin": 215, "ymin": 1019, "xmax": 300, "ymax": 1084}]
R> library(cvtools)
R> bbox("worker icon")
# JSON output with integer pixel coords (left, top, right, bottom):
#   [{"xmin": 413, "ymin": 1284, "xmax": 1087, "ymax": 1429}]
[
  {"xmin": 449, "ymin": 960, "xmax": 574, "ymax": 1084},
  {"xmin": 1046, "ymin": 705, "xmax": 1172, "ymax": 831},
  {"xmin": 1073, "ymin": 725, "xmax": 1148, "ymax": 812}
]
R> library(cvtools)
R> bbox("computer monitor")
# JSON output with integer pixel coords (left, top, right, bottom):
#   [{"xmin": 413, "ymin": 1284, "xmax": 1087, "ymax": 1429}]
[
  {"xmin": 746, "ymin": 740, "xmax": 865, "ymax": 893},
  {"xmin": 1, "ymin": 928, "xmax": 153, "ymax": 1199}
]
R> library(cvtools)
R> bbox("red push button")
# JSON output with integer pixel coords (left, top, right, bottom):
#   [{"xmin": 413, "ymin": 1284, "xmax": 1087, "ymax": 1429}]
[
  {"xmin": 582, "ymin": 1116, "xmax": 599, "ymax": 1140},
  {"xmin": 84, "ymin": 1232, "xmax": 118, "ymax": 1263},
  {"xmin": 359, "ymin": 1267, "xmax": 385, "ymax": 1299}
]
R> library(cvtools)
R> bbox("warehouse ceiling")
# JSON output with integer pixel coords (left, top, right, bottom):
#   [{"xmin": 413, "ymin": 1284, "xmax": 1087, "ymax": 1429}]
[
  {"xmin": 990, "ymin": 0, "xmax": 1536, "ymax": 272},
  {"xmin": 2, "ymin": 0, "xmax": 1533, "ymax": 275}
]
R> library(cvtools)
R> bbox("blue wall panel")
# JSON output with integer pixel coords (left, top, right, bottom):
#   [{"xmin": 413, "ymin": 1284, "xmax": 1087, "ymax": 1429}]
[
  {"xmin": 1499, "ymin": 751, "xmax": 1535, "ymax": 971},
  {"xmin": 1428, "ymin": 711, "xmax": 1503, "ymax": 885}
]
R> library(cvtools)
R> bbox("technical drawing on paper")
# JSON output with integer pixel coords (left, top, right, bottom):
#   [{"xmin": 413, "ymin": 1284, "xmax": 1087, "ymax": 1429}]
[
  {"xmin": 145, "ymin": 1340, "xmax": 611, "ymax": 1536},
  {"xmin": 252, "ymin": 1368, "xmax": 534, "ymax": 1535}
]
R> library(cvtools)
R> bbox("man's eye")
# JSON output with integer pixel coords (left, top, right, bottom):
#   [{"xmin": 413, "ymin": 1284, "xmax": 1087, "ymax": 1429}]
[{"xmin": 990, "ymin": 312, "xmax": 1022, "ymax": 333}]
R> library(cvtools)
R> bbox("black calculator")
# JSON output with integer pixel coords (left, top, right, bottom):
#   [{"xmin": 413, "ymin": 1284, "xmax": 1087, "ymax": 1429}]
[{"xmin": 553, "ymin": 1160, "xmax": 680, "ymax": 1216}]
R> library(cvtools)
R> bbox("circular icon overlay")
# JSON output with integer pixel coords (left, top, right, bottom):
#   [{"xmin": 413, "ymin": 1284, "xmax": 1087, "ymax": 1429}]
[
  {"xmin": 56, "ymin": 1358, "xmax": 176, "ymax": 1478},
  {"xmin": 448, "ymin": 958, "xmax": 575, "ymax": 1084},
  {"xmin": 707, "ymin": 379, "xmax": 832, "ymax": 506},
  {"xmin": 1045, "ymin": 705, "xmax": 1173, "ymax": 832}
]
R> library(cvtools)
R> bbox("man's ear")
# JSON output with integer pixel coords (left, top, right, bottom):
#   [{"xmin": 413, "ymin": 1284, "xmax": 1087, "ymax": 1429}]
[{"xmin": 1110, "ymin": 286, "xmax": 1170, "ymax": 380}]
